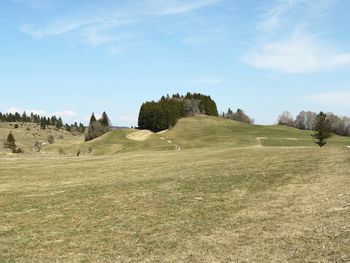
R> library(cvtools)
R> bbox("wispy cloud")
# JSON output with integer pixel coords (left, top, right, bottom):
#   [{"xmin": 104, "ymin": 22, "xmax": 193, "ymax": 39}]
[
  {"xmin": 243, "ymin": 32, "xmax": 350, "ymax": 74},
  {"xmin": 305, "ymin": 92, "xmax": 350, "ymax": 107},
  {"xmin": 244, "ymin": 0, "xmax": 350, "ymax": 74},
  {"xmin": 258, "ymin": 0, "xmax": 303, "ymax": 34},
  {"xmin": 19, "ymin": 0, "xmax": 221, "ymax": 49}
]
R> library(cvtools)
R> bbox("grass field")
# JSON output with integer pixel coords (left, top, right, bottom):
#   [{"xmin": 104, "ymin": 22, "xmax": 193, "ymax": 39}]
[{"xmin": 1, "ymin": 116, "xmax": 350, "ymax": 262}]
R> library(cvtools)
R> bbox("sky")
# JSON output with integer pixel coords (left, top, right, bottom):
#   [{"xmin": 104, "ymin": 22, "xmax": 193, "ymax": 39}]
[{"xmin": 1, "ymin": 0, "xmax": 350, "ymax": 126}]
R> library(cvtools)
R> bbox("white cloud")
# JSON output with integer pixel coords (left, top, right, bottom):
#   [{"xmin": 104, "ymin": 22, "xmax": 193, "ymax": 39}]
[
  {"xmin": 243, "ymin": 33, "xmax": 350, "ymax": 74},
  {"xmin": 52, "ymin": 110, "xmax": 78, "ymax": 119},
  {"xmin": 5, "ymin": 107, "xmax": 78, "ymax": 120},
  {"xmin": 305, "ymin": 92, "xmax": 350, "ymax": 107},
  {"xmin": 245, "ymin": 0, "xmax": 350, "ymax": 74},
  {"xmin": 6, "ymin": 107, "xmax": 48, "ymax": 116}
]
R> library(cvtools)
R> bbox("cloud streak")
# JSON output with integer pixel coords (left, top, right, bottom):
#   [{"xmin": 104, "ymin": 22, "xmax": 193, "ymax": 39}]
[
  {"xmin": 19, "ymin": 0, "xmax": 221, "ymax": 48},
  {"xmin": 258, "ymin": 0, "xmax": 303, "ymax": 34}
]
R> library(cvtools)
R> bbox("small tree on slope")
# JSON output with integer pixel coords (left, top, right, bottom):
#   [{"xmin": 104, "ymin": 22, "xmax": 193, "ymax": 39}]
[
  {"xmin": 312, "ymin": 111, "xmax": 333, "ymax": 147},
  {"xmin": 5, "ymin": 132, "xmax": 16, "ymax": 149}
]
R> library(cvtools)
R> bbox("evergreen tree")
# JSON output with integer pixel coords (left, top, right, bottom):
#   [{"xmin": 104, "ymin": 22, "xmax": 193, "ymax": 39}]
[
  {"xmin": 100, "ymin": 111, "xmax": 110, "ymax": 127},
  {"xmin": 5, "ymin": 132, "xmax": 16, "ymax": 149},
  {"xmin": 85, "ymin": 112, "xmax": 110, "ymax": 141},
  {"xmin": 90, "ymin": 113, "xmax": 97, "ymax": 124},
  {"xmin": 40, "ymin": 118, "xmax": 46, "ymax": 129},
  {"xmin": 56, "ymin": 117, "xmax": 63, "ymax": 129},
  {"xmin": 312, "ymin": 112, "xmax": 333, "ymax": 147}
]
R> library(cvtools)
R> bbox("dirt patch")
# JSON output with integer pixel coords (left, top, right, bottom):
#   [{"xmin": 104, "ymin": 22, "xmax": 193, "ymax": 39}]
[
  {"xmin": 157, "ymin": 129, "xmax": 168, "ymax": 134},
  {"xmin": 127, "ymin": 130, "xmax": 154, "ymax": 141}
]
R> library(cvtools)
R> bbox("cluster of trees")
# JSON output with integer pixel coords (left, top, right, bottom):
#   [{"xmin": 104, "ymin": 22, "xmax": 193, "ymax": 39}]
[
  {"xmin": 85, "ymin": 112, "xmax": 111, "ymax": 141},
  {"xmin": 0, "ymin": 111, "xmax": 85, "ymax": 133},
  {"xmin": 138, "ymin": 93, "xmax": 218, "ymax": 132},
  {"xmin": 222, "ymin": 108, "xmax": 254, "ymax": 124},
  {"xmin": 278, "ymin": 110, "xmax": 350, "ymax": 137}
]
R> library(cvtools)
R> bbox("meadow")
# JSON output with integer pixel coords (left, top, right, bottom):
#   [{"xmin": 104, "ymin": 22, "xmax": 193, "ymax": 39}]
[{"xmin": 1, "ymin": 116, "xmax": 350, "ymax": 262}]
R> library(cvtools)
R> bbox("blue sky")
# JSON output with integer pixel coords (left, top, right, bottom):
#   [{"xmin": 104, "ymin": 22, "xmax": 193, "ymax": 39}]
[{"xmin": 1, "ymin": 0, "xmax": 350, "ymax": 126}]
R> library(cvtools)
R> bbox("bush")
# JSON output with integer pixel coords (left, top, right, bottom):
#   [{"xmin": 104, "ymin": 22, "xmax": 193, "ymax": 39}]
[
  {"xmin": 88, "ymin": 146, "xmax": 93, "ymax": 154},
  {"xmin": 34, "ymin": 141, "xmax": 42, "ymax": 152},
  {"xmin": 12, "ymin": 147, "xmax": 23, "ymax": 154},
  {"xmin": 58, "ymin": 148, "xmax": 65, "ymax": 155},
  {"xmin": 14, "ymin": 124, "xmax": 19, "ymax": 129},
  {"xmin": 48, "ymin": 135, "xmax": 55, "ymax": 144}
]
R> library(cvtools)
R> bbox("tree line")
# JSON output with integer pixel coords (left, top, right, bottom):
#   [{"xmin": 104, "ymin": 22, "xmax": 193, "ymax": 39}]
[
  {"xmin": 222, "ymin": 108, "xmax": 254, "ymax": 124},
  {"xmin": 0, "ymin": 111, "xmax": 85, "ymax": 133},
  {"xmin": 277, "ymin": 110, "xmax": 350, "ymax": 137},
  {"xmin": 138, "ymin": 93, "xmax": 218, "ymax": 132}
]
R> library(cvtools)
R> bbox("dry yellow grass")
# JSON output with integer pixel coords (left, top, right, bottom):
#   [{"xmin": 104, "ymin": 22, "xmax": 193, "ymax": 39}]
[{"xmin": 1, "ymin": 146, "xmax": 349, "ymax": 262}]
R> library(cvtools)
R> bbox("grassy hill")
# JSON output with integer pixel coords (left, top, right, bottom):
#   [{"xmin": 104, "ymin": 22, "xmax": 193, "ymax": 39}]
[
  {"xmin": 38, "ymin": 115, "xmax": 350, "ymax": 156},
  {"xmin": 1, "ymin": 115, "xmax": 350, "ymax": 158},
  {"xmin": 0, "ymin": 122, "xmax": 81, "ymax": 157}
]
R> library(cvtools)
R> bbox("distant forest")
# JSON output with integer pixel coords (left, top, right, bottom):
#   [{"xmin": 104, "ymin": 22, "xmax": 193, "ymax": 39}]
[
  {"xmin": 278, "ymin": 110, "xmax": 350, "ymax": 137},
  {"xmin": 138, "ymin": 93, "xmax": 218, "ymax": 132},
  {"xmin": 0, "ymin": 111, "xmax": 85, "ymax": 133}
]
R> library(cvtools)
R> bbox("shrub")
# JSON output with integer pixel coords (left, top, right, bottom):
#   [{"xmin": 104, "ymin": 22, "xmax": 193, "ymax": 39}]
[
  {"xmin": 12, "ymin": 147, "xmax": 23, "ymax": 154},
  {"xmin": 14, "ymin": 124, "xmax": 19, "ymax": 129},
  {"xmin": 58, "ymin": 148, "xmax": 65, "ymax": 155},
  {"xmin": 34, "ymin": 141, "xmax": 42, "ymax": 152},
  {"xmin": 88, "ymin": 146, "xmax": 93, "ymax": 154},
  {"xmin": 48, "ymin": 135, "xmax": 55, "ymax": 144}
]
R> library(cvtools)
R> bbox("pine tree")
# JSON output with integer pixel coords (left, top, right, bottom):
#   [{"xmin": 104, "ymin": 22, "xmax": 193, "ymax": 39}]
[
  {"xmin": 40, "ymin": 118, "xmax": 46, "ymax": 129},
  {"xmin": 90, "ymin": 113, "xmax": 97, "ymax": 124},
  {"xmin": 100, "ymin": 111, "xmax": 110, "ymax": 127},
  {"xmin": 5, "ymin": 132, "xmax": 16, "ymax": 149},
  {"xmin": 56, "ymin": 117, "xmax": 63, "ymax": 129},
  {"xmin": 312, "ymin": 112, "xmax": 333, "ymax": 147}
]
